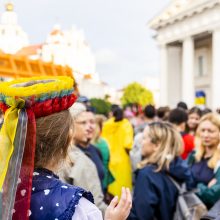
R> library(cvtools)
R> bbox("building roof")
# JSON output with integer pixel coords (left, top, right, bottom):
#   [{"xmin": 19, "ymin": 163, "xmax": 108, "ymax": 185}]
[
  {"xmin": 50, "ymin": 29, "xmax": 64, "ymax": 36},
  {"xmin": 49, "ymin": 24, "xmax": 64, "ymax": 36},
  {"xmin": 16, "ymin": 44, "xmax": 42, "ymax": 56},
  {"xmin": 84, "ymin": 74, "xmax": 92, "ymax": 79},
  {"xmin": 149, "ymin": 0, "xmax": 219, "ymax": 30}
]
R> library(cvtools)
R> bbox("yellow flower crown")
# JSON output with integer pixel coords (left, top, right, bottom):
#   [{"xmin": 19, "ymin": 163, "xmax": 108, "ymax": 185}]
[
  {"xmin": 0, "ymin": 76, "xmax": 77, "ymax": 117},
  {"xmin": 0, "ymin": 76, "xmax": 74, "ymax": 98}
]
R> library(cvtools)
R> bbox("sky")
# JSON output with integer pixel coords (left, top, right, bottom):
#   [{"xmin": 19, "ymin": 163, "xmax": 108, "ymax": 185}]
[{"xmin": 4, "ymin": 0, "xmax": 170, "ymax": 89}]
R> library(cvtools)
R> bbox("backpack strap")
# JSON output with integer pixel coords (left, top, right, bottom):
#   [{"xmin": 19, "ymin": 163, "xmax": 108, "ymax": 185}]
[
  {"xmin": 167, "ymin": 175, "xmax": 199, "ymax": 195},
  {"xmin": 167, "ymin": 175, "xmax": 186, "ymax": 195}
]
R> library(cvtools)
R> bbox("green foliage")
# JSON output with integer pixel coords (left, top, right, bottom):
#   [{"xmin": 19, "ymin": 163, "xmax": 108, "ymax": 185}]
[
  {"xmin": 121, "ymin": 82, "xmax": 154, "ymax": 107},
  {"xmin": 90, "ymin": 98, "xmax": 111, "ymax": 116},
  {"xmin": 104, "ymin": 94, "xmax": 111, "ymax": 102}
]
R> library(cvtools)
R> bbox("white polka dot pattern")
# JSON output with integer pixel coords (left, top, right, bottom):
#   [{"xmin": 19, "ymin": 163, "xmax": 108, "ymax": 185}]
[{"xmin": 44, "ymin": 189, "xmax": 50, "ymax": 195}]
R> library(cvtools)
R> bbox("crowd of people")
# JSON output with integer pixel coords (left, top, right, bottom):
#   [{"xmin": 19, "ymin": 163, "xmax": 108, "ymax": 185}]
[
  {"xmin": 60, "ymin": 99, "xmax": 220, "ymax": 219},
  {"xmin": 125, "ymin": 102, "xmax": 220, "ymax": 219},
  {"xmin": 1, "ymin": 76, "xmax": 220, "ymax": 220}
]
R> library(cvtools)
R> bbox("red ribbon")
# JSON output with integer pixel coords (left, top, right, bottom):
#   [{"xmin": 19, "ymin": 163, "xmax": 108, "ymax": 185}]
[{"xmin": 13, "ymin": 109, "xmax": 36, "ymax": 220}]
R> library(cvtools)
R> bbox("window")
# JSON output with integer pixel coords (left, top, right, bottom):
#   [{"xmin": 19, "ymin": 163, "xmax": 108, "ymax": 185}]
[{"xmin": 195, "ymin": 48, "xmax": 208, "ymax": 77}]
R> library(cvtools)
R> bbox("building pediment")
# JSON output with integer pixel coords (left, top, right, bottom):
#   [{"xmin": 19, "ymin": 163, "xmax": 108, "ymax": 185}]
[{"xmin": 149, "ymin": 0, "xmax": 220, "ymax": 30}]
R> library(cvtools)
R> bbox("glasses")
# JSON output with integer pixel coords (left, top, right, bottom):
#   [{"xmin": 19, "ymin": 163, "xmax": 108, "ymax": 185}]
[
  {"xmin": 75, "ymin": 120, "xmax": 95, "ymax": 126},
  {"xmin": 75, "ymin": 120, "xmax": 88, "ymax": 126}
]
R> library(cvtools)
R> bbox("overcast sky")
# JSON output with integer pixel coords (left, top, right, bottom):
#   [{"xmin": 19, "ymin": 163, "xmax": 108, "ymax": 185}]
[{"xmin": 5, "ymin": 0, "xmax": 170, "ymax": 88}]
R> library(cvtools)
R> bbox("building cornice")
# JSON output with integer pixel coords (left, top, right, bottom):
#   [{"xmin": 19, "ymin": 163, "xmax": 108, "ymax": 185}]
[
  {"xmin": 155, "ymin": 4, "xmax": 220, "ymax": 45},
  {"xmin": 150, "ymin": 0, "xmax": 220, "ymax": 30}
]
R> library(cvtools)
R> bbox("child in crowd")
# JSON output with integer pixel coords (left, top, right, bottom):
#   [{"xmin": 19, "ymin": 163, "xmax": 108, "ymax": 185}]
[
  {"xmin": 33, "ymin": 110, "xmax": 131, "ymax": 220},
  {"xmin": 0, "ymin": 77, "xmax": 131, "ymax": 220}
]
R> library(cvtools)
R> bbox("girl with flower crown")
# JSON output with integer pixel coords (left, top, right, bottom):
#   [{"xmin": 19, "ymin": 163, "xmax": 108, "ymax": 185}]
[
  {"xmin": 0, "ymin": 77, "xmax": 131, "ymax": 220},
  {"xmin": 128, "ymin": 122, "xmax": 194, "ymax": 220},
  {"xmin": 31, "ymin": 110, "xmax": 131, "ymax": 220}
]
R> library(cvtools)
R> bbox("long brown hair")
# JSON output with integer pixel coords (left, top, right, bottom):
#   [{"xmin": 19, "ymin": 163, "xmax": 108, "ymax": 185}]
[
  {"xmin": 138, "ymin": 122, "xmax": 183, "ymax": 171},
  {"xmin": 35, "ymin": 110, "xmax": 73, "ymax": 168}
]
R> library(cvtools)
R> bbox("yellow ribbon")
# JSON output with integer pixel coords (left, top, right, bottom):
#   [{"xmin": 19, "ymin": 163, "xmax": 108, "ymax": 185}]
[{"xmin": 0, "ymin": 98, "xmax": 25, "ymax": 189}]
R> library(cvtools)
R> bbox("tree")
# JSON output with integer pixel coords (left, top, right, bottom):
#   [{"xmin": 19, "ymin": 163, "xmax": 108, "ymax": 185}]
[
  {"xmin": 90, "ymin": 98, "xmax": 111, "ymax": 116},
  {"xmin": 121, "ymin": 82, "xmax": 154, "ymax": 107}
]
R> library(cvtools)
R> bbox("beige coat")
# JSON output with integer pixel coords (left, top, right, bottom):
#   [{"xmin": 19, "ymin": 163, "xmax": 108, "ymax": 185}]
[{"xmin": 59, "ymin": 146, "xmax": 107, "ymax": 215}]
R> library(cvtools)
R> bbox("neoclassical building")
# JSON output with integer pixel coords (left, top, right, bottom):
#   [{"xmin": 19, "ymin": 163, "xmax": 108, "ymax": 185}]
[{"xmin": 149, "ymin": 0, "xmax": 220, "ymax": 109}]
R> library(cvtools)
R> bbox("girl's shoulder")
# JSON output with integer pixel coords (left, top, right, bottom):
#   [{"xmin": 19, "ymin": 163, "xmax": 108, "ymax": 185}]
[{"xmin": 72, "ymin": 197, "xmax": 102, "ymax": 220}]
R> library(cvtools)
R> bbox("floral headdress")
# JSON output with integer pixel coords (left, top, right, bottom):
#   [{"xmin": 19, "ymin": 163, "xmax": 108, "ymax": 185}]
[{"xmin": 0, "ymin": 76, "xmax": 77, "ymax": 220}]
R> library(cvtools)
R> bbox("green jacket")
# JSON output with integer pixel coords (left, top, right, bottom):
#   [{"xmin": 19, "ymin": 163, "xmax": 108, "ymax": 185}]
[
  {"xmin": 94, "ymin": 137, "xmax": 114, "ymax": 190},
  {"xmin": 188, "ymin": 151, "xmax": 220, "ymax": 208}
]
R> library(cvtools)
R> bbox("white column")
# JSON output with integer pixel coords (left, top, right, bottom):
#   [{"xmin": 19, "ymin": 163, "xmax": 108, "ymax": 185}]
[
  {"xmin": 167, "ymin": 46, "xmax": 182, "ymax": 107},
  {"xmin": 182, "ymin": 37, "xmax": 195, "ymax": 107},
  {"xmin": 212, "ymin": 29, "xmax": 220, "ymax": 110},
  {"xmin": 159, "ymin": 44, "xmax": 168, "ymax": 106}
]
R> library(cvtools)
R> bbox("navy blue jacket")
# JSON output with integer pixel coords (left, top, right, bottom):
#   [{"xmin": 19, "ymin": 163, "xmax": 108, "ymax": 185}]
[
  {"xmin": 30, "ymin": 168, "xmax": 94, "ymax": 220},
  {"xmin": 128, "ymin": 157, "xmax": 194, "ymax": 220}
]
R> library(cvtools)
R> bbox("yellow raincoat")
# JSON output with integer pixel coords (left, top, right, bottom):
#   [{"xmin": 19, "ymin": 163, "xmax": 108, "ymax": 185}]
[{"xmin": 102, "ymin": 118, "xmax": 133, "ymax": 196}]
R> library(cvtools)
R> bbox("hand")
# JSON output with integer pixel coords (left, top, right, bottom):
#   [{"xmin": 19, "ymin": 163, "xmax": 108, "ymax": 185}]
[
  {"xmin": 208, "ymin": 178, "xmax": 217, "ymax": 188},
  {"xmin": 104, "ymin": 187, "xmax": 132, "ymax": 220}
]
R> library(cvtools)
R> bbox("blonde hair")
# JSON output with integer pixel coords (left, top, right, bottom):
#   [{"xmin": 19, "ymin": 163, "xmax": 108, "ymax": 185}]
[
  {"xmin": 194, "ymin": 113, "xmax": 220, "ymax": 169},
  {"xmin": 92, "ymin": 114, "xmax": 107, "ymax": 143},
  {"xmin": 138, "ymin": 122, "xmax": 183, "ymax": 171}
]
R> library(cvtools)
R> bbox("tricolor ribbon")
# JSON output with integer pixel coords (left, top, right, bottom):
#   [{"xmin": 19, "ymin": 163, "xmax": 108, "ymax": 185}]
[{"xmin": 0, "ymin": 99, "xmax": 25, "ymax": 189}]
